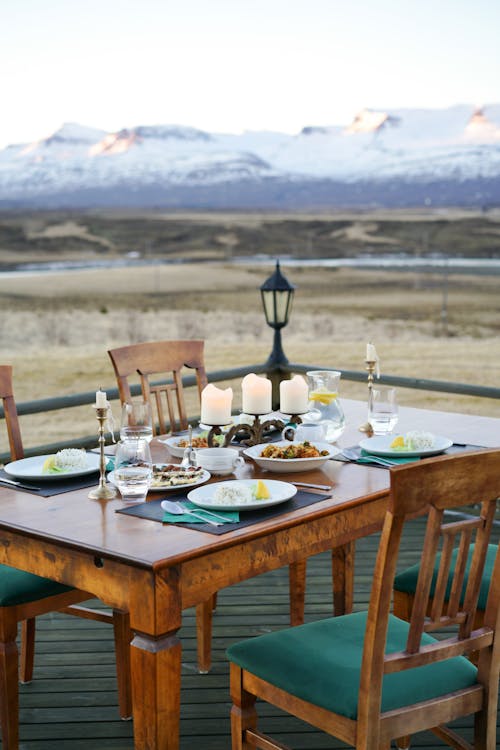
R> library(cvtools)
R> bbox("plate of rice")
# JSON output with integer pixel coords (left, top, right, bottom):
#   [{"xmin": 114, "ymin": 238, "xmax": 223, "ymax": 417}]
[
  {"xmin": 359, "ymin": 432, "xmax": 452, "ymax": 458},
  {"xmin": 188, "ymin": 479, "xmax": 297, "ymax": 511},
  {"xmin": 4, "ymin": 449, "xmax": 100, "ymax": 481}
]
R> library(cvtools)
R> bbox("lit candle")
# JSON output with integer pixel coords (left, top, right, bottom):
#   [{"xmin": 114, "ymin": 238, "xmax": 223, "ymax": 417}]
[
  {"xmin": 241, "ymin": 373, "xmax": 272, "ymax": 415},
  {"xmin": 95, "ymin": 389, "xmax": 107, "ymax": 408},
  {"xmin": 200, "ymin": 384, "xmax": 233, "ymax": 425},
  {"xmin": 280, "ymin": 375, "xmax": 309, "ymax": 415},
  {"xmin": 366, "ymin": 343, "xmax": 381, "ymax": 377}
]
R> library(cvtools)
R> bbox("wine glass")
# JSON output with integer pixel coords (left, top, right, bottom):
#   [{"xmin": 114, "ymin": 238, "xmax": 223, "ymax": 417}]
[
  {"xmin": 114, "ymin": 438, "xmax": 153, "ymax": 503},
  {"xmin": 120, "ymin": 400, "xmax": 153, "ymax": 442},
  {"xmin": 368, "ymin": 387, "xmax": 399, "ymax": 435}
]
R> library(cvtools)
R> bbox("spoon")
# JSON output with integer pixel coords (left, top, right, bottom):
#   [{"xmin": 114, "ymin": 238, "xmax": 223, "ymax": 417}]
[{"xmin": 161, "ymin": 499, "xmax": 222, "ymax": 526}]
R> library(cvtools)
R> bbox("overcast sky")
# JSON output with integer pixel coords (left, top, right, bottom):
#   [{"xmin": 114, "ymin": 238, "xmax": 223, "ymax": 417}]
[{"xmin": 1, "ymin": 0, "xmax": 499, "ymax": 148}]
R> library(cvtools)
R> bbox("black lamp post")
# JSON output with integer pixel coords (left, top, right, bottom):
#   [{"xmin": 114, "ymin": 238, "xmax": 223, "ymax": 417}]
[{"xmin": 260, "ymin": 261, "xmax": 296, "ymax": 407}]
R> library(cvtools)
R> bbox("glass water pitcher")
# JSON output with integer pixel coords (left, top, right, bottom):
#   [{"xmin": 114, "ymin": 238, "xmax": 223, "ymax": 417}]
[{"xmin": 306, "ymin": 370, "xmax": 345, "ymax": 442}]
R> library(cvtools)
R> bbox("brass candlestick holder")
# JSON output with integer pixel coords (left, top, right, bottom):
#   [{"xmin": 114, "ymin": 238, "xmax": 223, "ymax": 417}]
[
  {"xmin": 358, "ymin": 359, "xmax": 376, "ymax": 436},
  {"xmin": 207, "ymin": 412, "xmax": 304, "ymax": 448},
  {"xmin": 88, "ymin": 406, "xmax": 117, "ymax": 500}
]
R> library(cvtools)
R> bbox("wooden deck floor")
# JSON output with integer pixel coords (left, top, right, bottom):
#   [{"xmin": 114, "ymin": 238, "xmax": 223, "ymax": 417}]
[{"xmin": 13, "ymin": 515, "xmax": 499, "ymax": 749}]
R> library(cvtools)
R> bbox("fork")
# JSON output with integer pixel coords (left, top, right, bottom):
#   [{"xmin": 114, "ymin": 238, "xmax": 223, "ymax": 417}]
[
  {"xmin": 161, "ymin": 500, "xmax": 223, "ymax": 526},
  {"xmin": 342, "ymin": 449, "xmax": 394, "ymax": 467}
]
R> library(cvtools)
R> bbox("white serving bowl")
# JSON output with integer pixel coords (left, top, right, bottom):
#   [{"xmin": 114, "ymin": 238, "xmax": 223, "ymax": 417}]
[{"xmin": 243, "ymin": 441, "xmax": 339, "ymax": 473}]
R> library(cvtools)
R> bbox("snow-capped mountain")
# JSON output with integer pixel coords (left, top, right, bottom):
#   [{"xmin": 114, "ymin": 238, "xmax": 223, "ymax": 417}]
[{"xmin": 1, "ymin": 105, "xmax": 500, "ymax": 208}]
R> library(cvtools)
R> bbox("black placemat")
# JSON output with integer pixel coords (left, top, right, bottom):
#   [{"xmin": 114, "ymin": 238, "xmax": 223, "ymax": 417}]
[
  {"xmin": 115, "ymin": 489, "xmax": 331, "ymax": 535},
  {"xmin": 0, "ymin": 469, "xmax": 100, "ymax": 497}
]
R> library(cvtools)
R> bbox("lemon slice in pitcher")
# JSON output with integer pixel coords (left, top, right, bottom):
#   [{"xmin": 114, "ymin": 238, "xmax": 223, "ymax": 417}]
[{"xmin": 309, "ymin": 390, "xmax": 337, "ymax": 406}]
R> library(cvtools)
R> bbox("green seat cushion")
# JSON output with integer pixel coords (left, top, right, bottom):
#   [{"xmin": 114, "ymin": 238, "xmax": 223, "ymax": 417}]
[
  {"xmin": 394, "ymin": 543, "xmax": 497, "ymax": 611},
  {"xmin": 227, "ymin": 610, "xmax": 477, "ymax": 719},
  {"xmin": 0, "ymin": 564, "xmax": 74, "ymax": 606}
]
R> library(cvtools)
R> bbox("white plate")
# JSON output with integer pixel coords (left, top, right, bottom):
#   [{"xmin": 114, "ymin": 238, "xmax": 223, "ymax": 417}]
[
  {"xmin": 359, "ymin": 435, "xmax": 453, "ymax": 458},
  {"xmin": 4, "ymin": 453, "xmax": 100, "ymax": 482},
  {"xmin": 243, "ymin": 441, "xmax": 339, "ymax": 473},
  {"xmin": 160, "ymin": 433, "xmax": 225, "ymax": 457},
  {"xmin": 188, "ymin": 479, "xmax": 297, "ymax": 511},
  {"xmin": 108, "ymin": 468, "xmax": 211, "ymax": 492}
]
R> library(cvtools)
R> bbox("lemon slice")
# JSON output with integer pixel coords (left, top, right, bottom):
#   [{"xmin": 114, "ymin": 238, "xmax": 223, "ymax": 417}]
[
  {"xmin": 42, "ymin": 455, "xmax": 56, "ymax": 473},
  {"xmin": 390, "ymin": 436, "xmax": 405, "ymax": 449},
  {"xmin": 309, "ymin": 390, "xmax": 337, "ymax": 406},
  {"xmin": 255, "ymin": 480, "xmax": 271, "ymax": 500}
]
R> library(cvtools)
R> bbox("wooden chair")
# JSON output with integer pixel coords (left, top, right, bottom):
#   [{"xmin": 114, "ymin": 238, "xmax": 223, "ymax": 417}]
[
  {"xmin": 228, "ymin": 450, "xmax": 500, "ymax": 750},
  {"xmin": 108, "ymin": 339, "xmax": 208, "ymax": 435},
  {"xmin": 0, "ymin": 366, "xmax": 131, "ymax": 749},
  {"xmin": 108, "ymin": 340, "xmax": 350, "ymax": 674}
]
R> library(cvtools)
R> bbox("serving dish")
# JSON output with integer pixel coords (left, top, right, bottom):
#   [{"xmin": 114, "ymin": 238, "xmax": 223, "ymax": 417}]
[{"xmin": 243, "ymin": 440, "xmax": 339, "ymax": 473}]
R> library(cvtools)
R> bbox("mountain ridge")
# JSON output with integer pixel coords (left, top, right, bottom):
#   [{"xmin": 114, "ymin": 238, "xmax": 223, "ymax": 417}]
[{"xmin": 1, "ymin": 104, "xmax": 500, "ymax": 209}]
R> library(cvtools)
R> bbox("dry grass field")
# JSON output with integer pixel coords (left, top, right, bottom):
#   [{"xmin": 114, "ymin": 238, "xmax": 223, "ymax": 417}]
[{"xmin": 0, "ymin": 253, "xmax": 498, "ymax": 450}]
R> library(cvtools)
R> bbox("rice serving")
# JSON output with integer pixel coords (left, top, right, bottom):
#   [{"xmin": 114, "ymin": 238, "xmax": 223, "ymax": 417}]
[
  {"xmin": 54, "ymin": 449, "xmax": 88, "ymax": 471},
  {"xmin": 213, "ymin": 484, "xmax": 253, "ymax": 505},
  {"xmin": 391, "ymin": 431, "xmax": 435, "ymax": 451}
]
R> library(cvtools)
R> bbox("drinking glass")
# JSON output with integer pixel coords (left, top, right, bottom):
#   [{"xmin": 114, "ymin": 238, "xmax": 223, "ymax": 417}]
[
  {"xmin": 368, "ymin": 386, "xmax": 399, "ymax": 435},
  {"xmin": 114, "ymin": 438, "xmax": 153, "ymax": 503},
  {"xmin": 120, "ymin": 400, "xmax": 153, "ymax": 442}
]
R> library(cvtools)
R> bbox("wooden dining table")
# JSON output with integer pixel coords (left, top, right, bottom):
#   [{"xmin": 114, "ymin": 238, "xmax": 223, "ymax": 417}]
[{"xmin": 0, "ymin": 398, "xmax": 498, "ymax": 749}]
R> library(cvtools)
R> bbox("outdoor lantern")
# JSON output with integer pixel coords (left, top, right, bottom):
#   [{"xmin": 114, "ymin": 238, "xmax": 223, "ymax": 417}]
[
  {"xmin": 261, "ymin": 261, "xmax": 296, "ymax": 385},
  {"xmin": 260, "ymin": 260, "xmax": 295, "ymax": 331}
]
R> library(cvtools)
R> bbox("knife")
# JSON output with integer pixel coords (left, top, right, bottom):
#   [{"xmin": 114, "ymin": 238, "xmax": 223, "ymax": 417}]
[
  {"xmin": 292, "ymin": 482, "xmax": 332, "ymax": 491},
  {"xmin": 0, "ymin": 477, "xmax": 41, "ymax": 491}
]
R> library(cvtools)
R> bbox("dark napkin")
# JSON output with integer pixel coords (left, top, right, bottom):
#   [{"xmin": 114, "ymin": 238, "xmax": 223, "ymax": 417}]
[
  {"xmin": 115, "ymin": 489, "xmax": 331, "ymax": 535},
  {"xmin": 0, "ymin": 468, "xmax": 100, "ymax": 497},
  {"xmin": 333, "ymin": 442, "xmax": 486, "ymax": 469}
]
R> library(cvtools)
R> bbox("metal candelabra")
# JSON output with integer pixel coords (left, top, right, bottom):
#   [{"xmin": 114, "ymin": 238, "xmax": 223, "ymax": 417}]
[{"xmin": 206, "ymin": 412, "xmax": 304, "ymax": 447}]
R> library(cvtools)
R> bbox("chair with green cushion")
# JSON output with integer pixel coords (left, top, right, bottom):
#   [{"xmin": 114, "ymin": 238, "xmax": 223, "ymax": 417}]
[
  {"xmin": 227, "ymin": 450, "xmax": 500, "ymax": 750},
  {"xmin": 0, "ymin": 365, "xmax": 132, "ymax": 749},
  {"xmin": 394, "ymin": 542, "xmax": 498, "ymax": 636}
]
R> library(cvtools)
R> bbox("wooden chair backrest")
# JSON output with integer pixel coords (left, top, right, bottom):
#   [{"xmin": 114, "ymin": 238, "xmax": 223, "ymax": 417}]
[
  {"xmin": 108, "ymin": 340, "xmax": 208, "ymax": 434},
  {"xmin": 0, "ymin": 365, "xmax": 24, "ymax": 461},
  {"xmin": 358, "ymin": 450, "xmax": 500, "ymax": 733}
]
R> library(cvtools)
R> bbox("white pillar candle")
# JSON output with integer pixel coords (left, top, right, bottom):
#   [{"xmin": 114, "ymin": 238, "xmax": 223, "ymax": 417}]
[
  {"xmin": 366, "ymin": 343, "xmax": 380, "ymax": 377},
  {"xmin": 280, "ymin": 375, "xmax": 309, "ymax": 415},
  {"xmin": 241, "ymin": 373, "xmax": 272, "ymax": 415},
  {"xmin": 96, "ymin": 389, "xmax": 107, "ymax": 408},
  {"xmin": 200, "ymin": 384, "xmax": 233, "ymax": 425}
]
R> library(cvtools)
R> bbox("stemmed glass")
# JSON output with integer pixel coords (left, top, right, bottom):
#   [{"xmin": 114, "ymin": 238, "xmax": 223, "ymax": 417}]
[
  {"xmin": 120, "ymin": 400, "xmax": 153, "ymax": 442},
  {"xmin": 114, "ymin": 438, "xmax": 153, "ymax": 503}
]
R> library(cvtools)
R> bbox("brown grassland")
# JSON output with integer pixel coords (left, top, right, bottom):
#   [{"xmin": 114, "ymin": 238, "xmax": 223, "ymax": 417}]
[{"xmin": 0, "ymin": 210, "xmax": 499, "ymax": 450}]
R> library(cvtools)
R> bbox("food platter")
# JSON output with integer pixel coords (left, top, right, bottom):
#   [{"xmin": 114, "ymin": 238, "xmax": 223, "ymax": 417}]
[{"xmin": 108, "ymin": 465, "xmax": 211, "ymax": 492}]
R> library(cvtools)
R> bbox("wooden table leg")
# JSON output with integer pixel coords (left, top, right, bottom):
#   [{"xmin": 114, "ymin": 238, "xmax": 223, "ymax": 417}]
[
  {"xmin": 289, "ymin": 559, "xmax": 307, "ymax": 626},
  {"xmin": 129, "ymin": 570, "xmax": 182, "ymax": 750},
  {"xmin": 332, "ymin": 541, "xmax": 355, "ymax": 616},
  {"xmin": 196, "ymin": 598, "xmax": 213, "ymax": 674}
]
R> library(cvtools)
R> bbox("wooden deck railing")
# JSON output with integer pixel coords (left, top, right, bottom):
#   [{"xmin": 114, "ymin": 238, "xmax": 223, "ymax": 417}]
[{"xmin": 1, "ymin": 357, "xmax": 498, "ymax": 462}]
